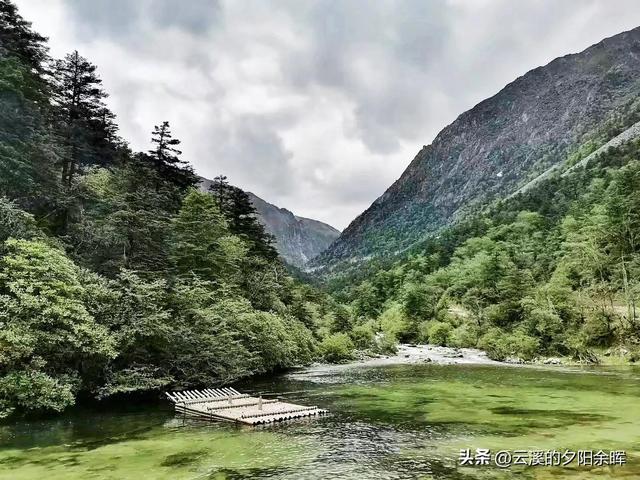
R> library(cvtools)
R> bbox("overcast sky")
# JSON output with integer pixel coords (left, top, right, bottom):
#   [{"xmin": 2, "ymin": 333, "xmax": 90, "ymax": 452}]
[{"xmin": 15, "ymin": 0, "xmax": 640, "ymax": 230}]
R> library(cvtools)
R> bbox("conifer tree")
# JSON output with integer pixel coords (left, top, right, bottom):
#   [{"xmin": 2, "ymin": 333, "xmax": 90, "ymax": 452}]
[
  {"xmin": 50, "ymin": 50, "xmax": 116, "ymax": 185},
  {"xmin": 0, "ymin": 0, "xmax": 48, "ymax": 71},
  {"xmin": 209, "ymin": 175, "xmax": 277, "ymax": 259},
  {"xmin": 0, "ymin": 0, "xmax": 59, "ymax": 213},
  {"xmin": 147, "ymin": 121, "xmax": 196, "ymax": 188}
]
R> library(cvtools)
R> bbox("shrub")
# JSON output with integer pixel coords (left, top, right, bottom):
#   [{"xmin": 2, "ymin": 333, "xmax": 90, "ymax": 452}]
[
  {"xmin": 379, "ymin": 302, "xmax": 411, "ymax": 341},
  {"xmin": 526, "ymin": 307, "xmax": 564, "ymax": 350},
  {"xmin": 427, "ymin": 321, "xmax": 453, "ymax": 346},
  {"xmin": 563, "ymin": 335, "xmax": 599, "ymax": 363},
  {"xmin": 401, "ymin": 283, "xmax": 443, "ymax": 321},
  {"xmin": 417, "ymin": 321, "xmax": 431, "ymax": 343},
  {"xmin": 372, "ymin": 332, "xmax": 398, "ymax": 355},
  {"xmin": 0, "ymin": 197, "xmax": 41, "ymax": 243},
  {"xmin": 0, "ymin": 370, "xmax": 76, "ymax": 418},
  {"xmin": 582, "ymin": 312, "xmax": 615, "ymax": 346},
  {"xmin": 478, "ymin": 327, "xmax": 510, "ymax": 361},
  {"xmin": 450, "ymin": 323, "xmax": 480, "ymax": 348},
  {"xmin": 509, "ymin": 330, "xmax": 540, "ymax": 360},
  {"xmin": 318, "ymin": 333, "xmax": 355, "ymax": 363},
  {"xmin": 350, "ymin": 322, "xmax": 375, "ymax": 349},
  {"xmin": 478, "ymin": 327, "xmax": 541, "ymax": 361},
  {"xmin": 286, "ymin": 318, "xmax": 318, "ymax": 365}
]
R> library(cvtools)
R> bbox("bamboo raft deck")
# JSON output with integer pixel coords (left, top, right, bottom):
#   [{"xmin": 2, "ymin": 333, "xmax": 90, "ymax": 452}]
[{"xmin": 166, "ymin": 388, "xmax": 328, "ymax": 425}]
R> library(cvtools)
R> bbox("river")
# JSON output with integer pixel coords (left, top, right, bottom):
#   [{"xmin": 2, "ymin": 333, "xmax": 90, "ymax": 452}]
[{"xmin": 1, "ymin": 362, "xmax": 639, "ymax": 479}]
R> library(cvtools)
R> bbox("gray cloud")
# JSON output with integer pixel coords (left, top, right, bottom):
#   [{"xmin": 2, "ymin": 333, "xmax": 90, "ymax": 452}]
[
  {"xmin": 197, "ymin": 114, "xmax": 295, "ymax": 196},
  {"xmin": 15, "ymin": 0, "xmax": 640, "ymax": 229},
  {"xmin": 63, "ymin": 0, "xmax": 220, "ymax": 39}
]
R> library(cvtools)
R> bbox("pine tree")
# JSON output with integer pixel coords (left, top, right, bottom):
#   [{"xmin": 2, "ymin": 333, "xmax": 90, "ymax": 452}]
[
  {"xmin": 147, "ymin": 121, "xmax": 196, "ymax": 189},
  {"xmin": 0, "ymin": 0, "xmax": 48, "ymax": 72},
  {"xmin": 209, "ymin": 176, "xmax": 277, "ymax": 259},
  {"xmin": 0, "ymin": 0, "xmax": 59, "ymax": 214},
  {"xmin": 170, "ymin": 189, "xmax": 236, "ymax": 280},
  {"xmin": 50, "ymin": 50, "xmax": 116, "ymax": 185}
]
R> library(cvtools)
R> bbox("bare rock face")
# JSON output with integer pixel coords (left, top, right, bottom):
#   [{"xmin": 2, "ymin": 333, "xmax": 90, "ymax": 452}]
[
  {"xmin": 246, "ymin": 192, "xmax": 340, "ymax": 268},
  {"xmin": 315, "ymin": 27, "xmax": 640, "ymax": 269},
  {"xmin": 199, "ymin": 178, "xmax": 339, "ymax": 267}
]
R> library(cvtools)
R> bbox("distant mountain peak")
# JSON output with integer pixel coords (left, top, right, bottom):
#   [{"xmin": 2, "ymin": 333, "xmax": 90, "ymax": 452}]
[
  {"xmin": 245, "ymin": 192, "xmax": 340, "ymax": 268},
  {"xmin": 199, "ymin": 178, "xmax": 339, "ymax": 267}
]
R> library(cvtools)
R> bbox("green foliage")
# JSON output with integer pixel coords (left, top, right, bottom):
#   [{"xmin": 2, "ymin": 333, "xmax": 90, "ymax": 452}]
[
  {"xmin": 509, "ymin": 331, "xmax": 541, "ymax": 361},
  {"xmin": 372, "ymin": 332, "xmax": 398, "ymax": 355},
  {"xmin": 338, "ymin": 140, "xmax": 640, "ymax": 362},
  {"xmin": 378, "ymin": 302, "xmax": 410, "ymax": 341},
  {"xmin": 0, "ymin": 197, "xmax": 41, "ymax": 242},
  {"xmin": 170, "ymin": 189, "xmax": 240, "ymax": 281},
  {"xmin": 209, "ymin": 175, "xmax": 277, "ymax": 260},
  {"xmin": 0, "ymin": 239, "xmax": 116, "ymax": 415},
  {"xmin": 350, "ymin": 322, "xmax": 375, "ymax": 349},
  {"xmin": 425, "ymin": 321, "xmax": 453, "ymax": 346},
  {"xmin": 0, "ymin": 370, "xmax": 75, "ymax": 418},
  {"xmin": 402, "ymin": 283, "xmax": 443, "ymax": 321},
  {"xmin": 0, "ymin": 7, "xmax": 340, "ymax": 416},
  {"xmin": 581, "ymin": 312, "xmax": 615, "ymax": 346},
  {"xmin": 4, "ymin": 0, "xmax": 640, "ymax": 419},
  {"xmin": 450, "ymin": 323, "xmax": 480, "ymax": 348},
  {"xmin": 477, "ymin": 328, "xmax": 511, "ymax": 361},
  {"xmin": 318, "ymin": 333, "xmax": 355, "ymax": 363}
]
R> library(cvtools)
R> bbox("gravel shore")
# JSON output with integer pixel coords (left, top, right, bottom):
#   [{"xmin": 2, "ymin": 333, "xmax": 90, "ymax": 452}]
[{"xmin": 288, "ymin": 344, "xmax": 502, "ymax": 380}]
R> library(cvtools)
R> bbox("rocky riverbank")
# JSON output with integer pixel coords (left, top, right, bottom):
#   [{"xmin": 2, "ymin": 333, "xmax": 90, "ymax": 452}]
[
  {"xmin": 291, "ymin": 344, "xmax": 501, "ymax": 378},
  {"xmin": 354, "ymin": 344, "xmax": 501, "ymax": 366}
]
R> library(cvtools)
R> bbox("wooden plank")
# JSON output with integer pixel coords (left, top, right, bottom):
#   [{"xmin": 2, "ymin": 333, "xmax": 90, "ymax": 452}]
[
  {"xmin": 242, "ymin": 406, "xmax": 318, "ymax": 419},
  {"xmin": 167, "ymin": 388, "xmax": 327, "ymax": 425},
  {"xmin": 207, "ymin": 399, "xmax": 278, "ymax": 412},
  {"xmin": 169, "ymin": 391, "xmax": 248, "ymax": 403}
]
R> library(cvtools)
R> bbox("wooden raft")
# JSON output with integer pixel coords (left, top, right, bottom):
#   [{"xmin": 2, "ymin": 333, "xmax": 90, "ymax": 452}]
[{"xmin": 165, "ymin": 388, "xmax": 327, "ymax": 425}]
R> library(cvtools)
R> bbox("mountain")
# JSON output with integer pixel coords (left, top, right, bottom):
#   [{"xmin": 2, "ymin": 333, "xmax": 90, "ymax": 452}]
[
  {"xmin": 315, "ymin": 27, "xmax": 640, "ymax": 270},
  {"xmin": 246, "ymin": 192, "xmax": 340, "ymax": 268},
  {"xmin": 199, "ymin": 178, "xmax": 340, "ymax": 267}
]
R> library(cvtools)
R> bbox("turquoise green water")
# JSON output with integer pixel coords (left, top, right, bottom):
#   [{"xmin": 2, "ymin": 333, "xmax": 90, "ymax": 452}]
[{"xmin": 1, "ymin": 363, "xmax": 639, "ymax": 479}]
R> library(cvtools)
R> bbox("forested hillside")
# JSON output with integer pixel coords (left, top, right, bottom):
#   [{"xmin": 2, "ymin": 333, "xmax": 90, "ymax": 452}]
[
  {"xmin": 0, "ymin": 1, "xmax": 353, "ymax": 418},
  {"xmin": 327, "ymin": 138, "xmax": 640, "ymax": 363},
  {"xmin": 316, "ymin": 26, "xmax": 640, "ymax": 269}
]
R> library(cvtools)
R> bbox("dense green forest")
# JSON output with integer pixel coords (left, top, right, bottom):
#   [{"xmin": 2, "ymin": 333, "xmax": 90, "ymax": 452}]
[
  {"xmin": 0, "ymin": 1, "xmax": 366, "ymax": 418},
  {"xmin": 327, "ymin": 138, "xmax": 640, "ymax": 363},
  {"xmin": 2, "ymin": 1, "xmax": 640, "ymax": 419}
]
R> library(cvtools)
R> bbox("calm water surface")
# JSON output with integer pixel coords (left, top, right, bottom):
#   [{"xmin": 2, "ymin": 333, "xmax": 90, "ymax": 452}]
[{"xmin": 1, "ymin": 363, "xmax": 639, "ymax": 479}]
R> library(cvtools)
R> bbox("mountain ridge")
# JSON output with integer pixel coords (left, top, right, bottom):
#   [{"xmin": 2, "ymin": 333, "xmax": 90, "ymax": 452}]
[
  {"xmin": 198, "ymin": 177, "xmax": 339, "ymax": 267},
  {"xmin": 246, "ymin": 191, "xmax": 340, "ymax": 268},
  {"xmin": 315, "ymin": 26, "xmax": 640, "ymax": 270}
]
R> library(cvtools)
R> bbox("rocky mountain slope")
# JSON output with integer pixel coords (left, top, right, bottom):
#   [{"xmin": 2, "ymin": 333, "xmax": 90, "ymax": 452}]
[
  {"xmin": 315, "ymin": 26, "xmax": 640, "ymax": 269},
  {"xmin": 199, "ymin": 178, "xmax": 339, "ymax": 267},
  {"xmin": 246, "ymin": 192, "xmax": 340, "ymax": 268}
]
